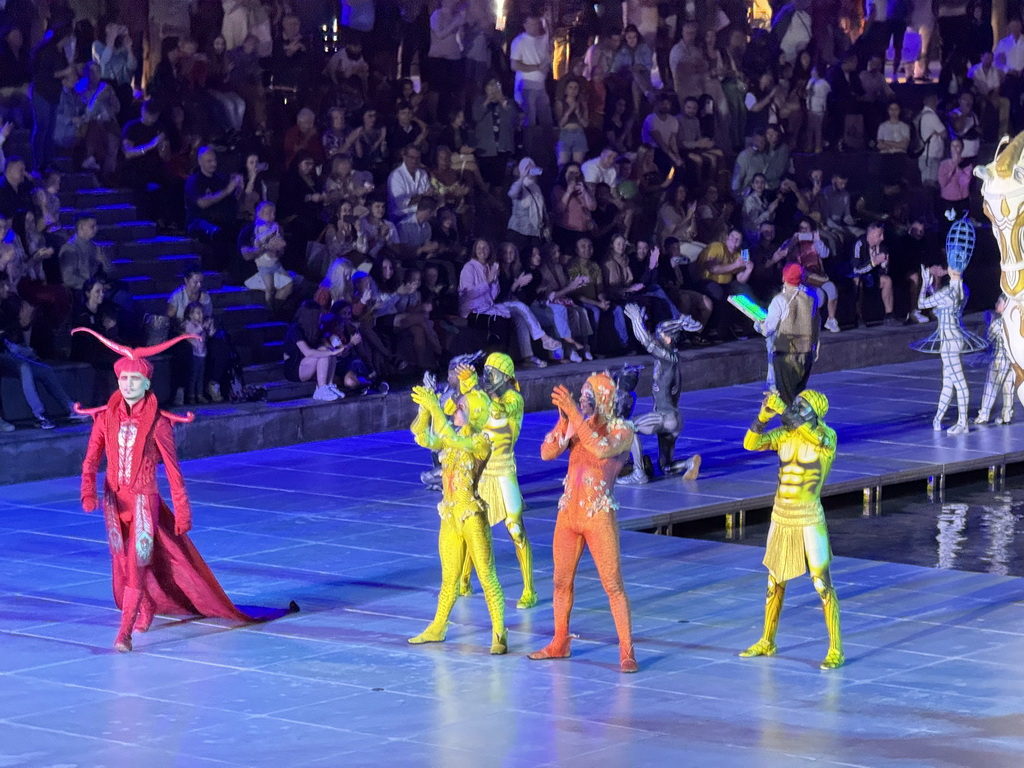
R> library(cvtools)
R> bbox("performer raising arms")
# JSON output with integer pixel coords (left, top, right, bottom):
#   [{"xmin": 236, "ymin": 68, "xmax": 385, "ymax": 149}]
[
  {"xmin": 739, "ymin": 389, "xmax": 843, "ymax": 670},
  {"xmin": 409, "ymin": 377, "xmax": 508, "ymax": 654},
  {"xmin": 529, "ymin": 374, "xmax": 638, "ymax": 673},
  {"xmin": 75, "ymin": 328, "xmax": 294, "ymax": 653},
  {"xmin": 459, "ymin": 353, "xmax": 537, "ymax": 609},
  {"xmin": 619, "ymin": 303, "xmax": 702, "ymax": 484}
]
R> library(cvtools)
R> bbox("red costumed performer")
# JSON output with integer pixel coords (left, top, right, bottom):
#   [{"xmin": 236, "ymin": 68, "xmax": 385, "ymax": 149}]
[
  {"xmin": 528, "ymin": 374, "xmax": 638, "ymax": 672},
  {"xmin": 75, "ymin": 327, "xmax": 292, "ymax": 652}
]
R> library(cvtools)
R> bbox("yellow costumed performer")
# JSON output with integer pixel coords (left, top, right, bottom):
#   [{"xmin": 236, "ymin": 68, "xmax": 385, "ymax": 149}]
[
  {"xmin": 409, "ymin": 382, "xmax": 507, "ymax": 654},
  {"xmin": 739, "ymin": 389, "xmax": 843, "ymax": 670},
  {"xmin": 458, "ymin": 353, "xmax": 536, "ymax": 609}
]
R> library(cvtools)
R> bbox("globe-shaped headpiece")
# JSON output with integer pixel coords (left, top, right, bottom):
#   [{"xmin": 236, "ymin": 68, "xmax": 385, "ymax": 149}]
[{"xmin": 945, "ymin": 213, "xmax": 976, "ymax": 273}]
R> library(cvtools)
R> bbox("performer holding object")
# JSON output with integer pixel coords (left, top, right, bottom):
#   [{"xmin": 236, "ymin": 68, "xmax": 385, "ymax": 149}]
[
  {"xmin": 409, "ymin": 382, "xmax": 507, "ymax": 654},
  {"xmin": 619, "ymin": 303, "xmax": 702, "ymax": 485},
  {"xmin": 458, "ymin": 353, "xmax": 536, "ymax": 609},
  {"xmin": 739, "ymin": 389, "xmax": 844, "ymax": 670},
  {"xmin": 529, "ymin": 374, "xmax": 637, "ymax": 672},
  {"xmin": 420, "ymin": 352, "xmax": 484, "ymax": 491},
  {"xmin": 911, "ymin": 215, "xmax": 988, "ymax": 435},
  {"xmin": 976, "ymin": 296, "xmax": 1015, "ymax": 425},
  {"xmin": 75, "ymin": 328, "xmax": 288, "ymax": 653}
]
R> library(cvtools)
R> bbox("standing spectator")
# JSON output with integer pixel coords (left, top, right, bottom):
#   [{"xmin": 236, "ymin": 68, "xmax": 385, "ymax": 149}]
[
  {"xmin": 720, "ymin": 28, "xmax": 749, "ymax": 152},
  {"xmin": 0, "ymin": 26, "xmax": 31, "ymax": 129},
  {"xmin": 181, "ymin": 301, "xmax": 214, "ymax": 404},
  {"xmin": 772, "ymin": 0, "xmax": 813, "ymax": 66},
  {"xmin": 427, "ymin": 0, "xmax": 466, "ymax": 122},
  {"xmin": 185, "ymin": 147, "xmax": 241, "ymax": 272},
  {"xmin": 226, "ymin": 34, "xmax": 267, "ymax": 135},
  {"xmin": 826, "ymin": 55, "xmax": 864, "ymax": 150},
  {"xmin": 611, "ymin": 24, "xmax": 655, "ymax": 115},
  {"xmin": 472, "ymin": 77, "xmax": 518, "ymax": 189},
  {"xmin": 860, "ymin": 55, "xmax": 895, "ymax": 143},
  {"xmin": 947, "ymin": 91, "xmax": 980, "ymax": 162},
  {"xmin": 962, "ymin": 0, "xmax": 994, "ymax": 66},
  {"xmin": 995, "ymin": 19, "xmax": 1024, "ymax": 133},
  {"xmin": 971, "ymin": 51, "xmax": 1009, "ymax": 140},
  {"xmin": 120, "ymin": 100, "xmax": 167, "ymax": 223},
  {"xmin": 507, "ymin": 157, "xmax": 546, "ymax": 255},
  {"xmin": 276, "ymin": 152, "xmax": 325, "ymax": 269},
  {"xmin": 884, "ymin": 0, "xmax": 912, "ymax": 82},
  {"xmin": 550, "ymin": 162, "xmax": 596, "ymax": 254},
  {"xmin": 554, "ymin": 79, "xmax": 589, "ymax": 166},
  {"xmin": 166, "ymin": 267, "xmax": 230, "ymax": 403},
  {"xmin": 805, "ymin": 64, "xmax": 830, "ymax": 152},
  {"xmin": 510, "ymin": 12, "xmax": 553, "ymax": 128},
  {"xmin": 399, "ymin": 0, "xmax": 431, "ymax": 80},
  {"xmin": 92, "ymin": 22, "xmax": 137, "ymax": 111},
  {"xmin": 876, "ymin": 101, "xmax": 910, "ymax": 183},
  {"xmin": 937, "ymin": 1, "xmax": 969, "ymax": 67},
  {"xmin": 30, "ymin": 23, "xmax": 75, "ymax": 172},
  {"xmin": 937, "ymin": 138, "xmax": 974, "ymax": 220},
  {"xmin": 916, "ymin": 92, "xmax": 946, "ymax": 186},
  {"xmin": 669, "ymin": 21, "xmax": 705, "ymax": 104}
]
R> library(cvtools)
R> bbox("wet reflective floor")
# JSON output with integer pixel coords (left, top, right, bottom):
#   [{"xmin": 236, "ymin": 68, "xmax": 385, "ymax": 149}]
[{"xmin": 695, "ymin": 476, "xmax": 1024, "ymax": 578}]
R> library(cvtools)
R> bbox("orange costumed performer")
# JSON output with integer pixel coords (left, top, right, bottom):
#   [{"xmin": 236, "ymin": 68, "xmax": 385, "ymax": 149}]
[
  {"xmin": 74, "ymin": 328, "xmax": 294, "ymax": 652},
  {"xmin": 528, "ymin": 373, "xmax": 638, "ymax": 672}
]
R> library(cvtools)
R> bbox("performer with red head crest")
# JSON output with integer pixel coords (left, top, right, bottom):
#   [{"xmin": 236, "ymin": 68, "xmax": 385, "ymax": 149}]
[{"xmin": 74, "ymin": 328, "xmax": 295, "ymax": 652}]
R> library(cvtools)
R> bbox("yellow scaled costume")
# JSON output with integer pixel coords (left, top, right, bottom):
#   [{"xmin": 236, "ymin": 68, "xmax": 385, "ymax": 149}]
[
  {"xmin": 458, "ymin": 353, "xmax": 537, "ymax": 609},
  {"xmin": 409, "ymin": 384, "xmax": 507, "ymax": 654},
  {"xmin": 739, "ymin": 389, "xmax": 844, "ymax": 670}
]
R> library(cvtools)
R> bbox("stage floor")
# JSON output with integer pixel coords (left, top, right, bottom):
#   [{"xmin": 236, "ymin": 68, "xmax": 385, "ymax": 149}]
[{"xmin": 2, "ymin": 359, "xmax": 1024, "ymax": 767}]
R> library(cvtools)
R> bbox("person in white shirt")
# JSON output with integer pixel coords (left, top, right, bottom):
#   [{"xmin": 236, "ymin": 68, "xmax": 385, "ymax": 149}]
[
  {"xmin": 805, "ymin": 66, "xmax": 830, "ymax": 152},
  {"xmin": 581, "ymin": 148, "xmax": 618, "ymax": 192},
  {"xmin": 387, "ymin": 145, "xmax": 434, "ymax": 228},
  {"xmin": 876, "ymin": 102, "xmax": 910, "ymax": 154},
  {"xmin": 510, "ymin": 13, "xmax": 553, "ymax": 127},
  {"xmin": 916, "ymin": 93, "xmax": 946, "ymax": 185},
  {"xmin": 995, "ymin": 19, "xmax": 1024, "ymax": 131},
  {"xmin": 641, "ymin": 93, "xmax": 683, "ymax": 171},
  {"xmin": 970, "ymin": 51, "xmax": 1009, "ymax": 138}
]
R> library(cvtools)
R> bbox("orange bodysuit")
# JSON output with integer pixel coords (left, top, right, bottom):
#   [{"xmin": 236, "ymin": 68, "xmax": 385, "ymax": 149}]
[{"xmin": 529, "ymin": 373, "xmax": 638, "ymax": 672}]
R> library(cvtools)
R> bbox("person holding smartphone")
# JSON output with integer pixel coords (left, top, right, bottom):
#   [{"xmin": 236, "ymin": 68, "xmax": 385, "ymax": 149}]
[
  {"xmin": 697, "ymin": 228, "xmax": 755, "ymax": 340},
  {"xmin": 783, "ymin": 217, "xmax": 840, "ymax": 333}
]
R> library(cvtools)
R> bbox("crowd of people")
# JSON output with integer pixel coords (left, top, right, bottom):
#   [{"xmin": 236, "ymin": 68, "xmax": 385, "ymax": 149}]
[{"xmin": 0, "ymin": 0, "xmax": 1015, "ymax": 424}]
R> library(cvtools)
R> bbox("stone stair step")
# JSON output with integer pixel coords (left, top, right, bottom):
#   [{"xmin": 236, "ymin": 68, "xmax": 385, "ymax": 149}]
[
  {"xmin": 238, "ymin": 340, "xmax": 284, "ymax": 366},
  {"xmin": 118, "ymin": 236, "xmax": 199, "ymax": 258},
  {"xmin": 53, "ymin": 172, "xmax": 99, "ymax": 192},
  {"xmin": 59, "ymin": 220, "xmax": 156, "ymax": 241},
  {"xmin": 112, "ymin": 253, "xmax": 205, "ymax": 280},
  {"xmin": 65, "ymin": 187, "xmax": 134, "ymax": 207},
  {"xmin": 60, "ymin": 203, "xmax": 138, "ymax": 226},
  {"xmin": 263, "ymin": 379, "xmax": 315, "ymax": 403},
  {"xmin": 231, "ymin": 319, "xmax": 287, "ymax": 345},
  {"xmin": 242, "ymin": 362, "xmax": 283, "ymax": 385}
]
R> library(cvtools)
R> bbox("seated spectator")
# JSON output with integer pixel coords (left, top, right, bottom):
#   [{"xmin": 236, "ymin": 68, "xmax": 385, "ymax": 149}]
[
  {"xmin": 555, "ymin": 79, "xmax": 589, "ymax": 165},
  {"xmin": 243, "ymin": 201, "xmax": 295, "ymax": 308},
  {"xmin": 744, "ymin": 72, "xmax": 779, "ymax": 137},
  {"xmin": 697, "ymin": 228, "xmax": 755, "ymax": 339},
  {"xmin": 535, "ymin": 241, "xmax": 593, "ymax": 359},
  {"xmin": 387, "ymin": 144, "xmax": 434, "ymax": 235},
  {"xmin": 581, "ymin": 148, "xmax": 619, "ymax": 193},
  {"xmin": 459, "ymin": 238, "xmax": 562, "ymax": 366},
  {"xmin": 656, "ymin": 184, "xmax": 704, "ymax": 263},
  {"xmin": 741, "ymin": 173, "xmax": 781, "ymax": 243},
  {"xmin": 603, "ymin": 234, "xmax": 679, "ymax": 324},
  {"xmin": 357, "ymin": 197, "xmax": 400, "ymax": 261},
  {"xmin": 610, "ymin": 24, "xmax": 654, "ymax": 114},
  {"xmin": 0, "ymin": 155, "xmax": 31, "ymax": 220},
  {"xmin": 388, "ymin": 101, "xmax": 428, "ymax": 166},
  {"xmin": 283, "ymin": 108, "xmax": 326, "ymax": 170},
  {"xmin": 315, "ymin": 257, "xmax": 355, "ymax": 309},
  {"xmin": 748, "ymin": 221, "xmax": 785, "ymax": 300},
  {"xmin": 820, "ymin": 171, "xmax": 864, "ymax": 239},
  {"xmin": 319, "ymin": 200, "xmax": 359, "ymax": 269},
  {"xmin": 678, "ymin": 96, "xmax": 724, "ymax": 184},
  {"xmin": 205, "ymin": 35, "xmax": 246, "ymax": 136},
  {"xmin": 658, "ymin": 237, "xmax": 713, "ymax": 335},
  {"xmin": 322, "ymin": 107, "xmax": 354, "ymax": 160},
  {"xmin": 550, "ymin": 162, "xmax": 596, "ymax": 254},
  {"xmin": 0, "ymin": 272, "xmax": 83, "ymax": 429},
  {"xmin": 567, "ymin": 236, "xmax": 629, "ymax": 353},
  {"xmin": 859, "ymin": 55, "xmax": 894, "ymax": 142},
  {"xmin": 892, "ymin": 218, "xmax": 939, "ymax": 324},
  {"xmin": 225, "ymin": 34, "xmax": 267, "ymax": 135},
  {"xmin": 783, "ymin": 217, "xmax": 840, "ymax": 332},
  {"xmin": 282, "ymin": 300, "xmax": 348, "ymax": 402},
  {"xmin": 59, "ymin": 214, "xmax": 113, "ymax": 292},
  {"xmin": 851, "ymin": 221, "xmax": 898, "ymax": 327},
  {"xmin": 695, "ymin": 185, "xmax": 733, "ymax": 245},
  {"xmin": 641, "ymin": 93, "xmax": 684, "ymax": 173},
  {"xmin": 75, "ymin": 61, "xmax": 120, "ymax": 179},
  {"xmin": 397, "ymin": 198, "xmax": 440, "ymax": 262},
  {"xmin": 938, "ymin": 138, "xmax": 974, "ymax": 220},
  {"xmin": 70, "ymin": 277, "xmax": 120, "ymax": 397},
  {"xmin": 322, "ymin": 300, "xmax": 380, "ymax": 393},
  {"xmin": 430, "ymin": 145, "xmax": 477, "ymax": 229},
  {"xmin": 351, "ymin": 107, "xmax": 388, "ymax": 180},
  {"xmin": 947, "ymin": 91, "xmax": 981, "ymax": 163},
  {"xmin": 326, "ymin": 38, "xmax": 370, "ymax": 95},
  {"xmin": 604, "ymin": 96, "xmax": 637, "ymax": 156},
  {"xmin": 731, "ymin": 132, "xmax": 769, "ymax": 198},
  {"xmin": 366, "ymin": 257, "xmax": 443, "ymax": 373},
  {"xmin": 238, "ymin": 152, "xmax": 269, "ymax": 220},
  {"xmin": 762, "ymin": 125, "xmax": 791, "ymax": 191},
  {"xmin": 0, "ymin": 26, "xmax": 31, "ymax": 129},
  {"xmin": 277, "ymin": 152, "xmax": 326, "ymax": 269},
  {"xmin": 184, "ymin": 147, "xmax": 242, "ymax": 272}
]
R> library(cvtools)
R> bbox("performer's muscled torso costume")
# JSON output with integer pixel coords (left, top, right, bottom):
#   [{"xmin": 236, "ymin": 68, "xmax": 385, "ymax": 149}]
[
  {"xmin": 409, "ymin": 386, "xmax": 507, "ymax": 653},
  {"xmin": 740, "ymin": 390, "xmax": 843, "ymax": 669},
  {"xmin": 529, "ymin": 373, "xmax": 638, "ymax": 672}
]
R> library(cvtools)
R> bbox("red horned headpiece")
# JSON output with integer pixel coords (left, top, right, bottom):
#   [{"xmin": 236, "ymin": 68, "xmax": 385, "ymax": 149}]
[{"xmin": 71, "ymin": 327, "xmax": 198, "ymax": 380}]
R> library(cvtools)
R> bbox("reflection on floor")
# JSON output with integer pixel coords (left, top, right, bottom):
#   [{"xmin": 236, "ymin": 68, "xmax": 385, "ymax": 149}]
[{"xmin": 2, "ymin": 359, "xmax": 1024, "ymax": 766}]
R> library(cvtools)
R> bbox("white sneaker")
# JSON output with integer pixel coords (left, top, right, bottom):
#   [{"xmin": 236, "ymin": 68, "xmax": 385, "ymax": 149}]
[
  {"xmin": 327, "ymin": 384, "xmax": 346, "ymax": 399},
  {"xmin": 824, "ymin": 318, "xmax": 840, "ymax": 333},
  {"xmin": 911, "ymin": 310, "xmax": 929, "ymax": 324},
  {"xmin": 312, "ymin": 385, "xmax": 339, "ymax": 401},
  {"xmin": 569, "ymin": 350, "xmax": 582, "ymax": 363},
  {"xmin": 947, "ymin": 422, "xmax": 969, "ymax": 436},
  {"xmin": 523, "ymin": 356, "xmax": 547, "ymax": 368}
]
